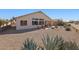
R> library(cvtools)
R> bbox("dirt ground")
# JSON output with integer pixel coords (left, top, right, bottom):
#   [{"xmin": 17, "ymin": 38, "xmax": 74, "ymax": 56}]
[{"xmin": 0, "ymin": 27, "xmax": 79, "ymax": 50}]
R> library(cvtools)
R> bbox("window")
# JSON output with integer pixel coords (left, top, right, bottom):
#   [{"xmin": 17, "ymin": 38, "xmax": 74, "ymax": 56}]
[
  {"xmin": 32, "ymin": 21, "xmax": 38, "ymax": 25},
  {"xmin": 20, "ymin": 20, "xmax": 27, "ymax": 26},
  {"xmin": 32, "ymin": 18, "xmax": 44, "ymax": 25},
  {"xmin": 39, "ymin": 20, "xmax": 44, "ymax": 25}
]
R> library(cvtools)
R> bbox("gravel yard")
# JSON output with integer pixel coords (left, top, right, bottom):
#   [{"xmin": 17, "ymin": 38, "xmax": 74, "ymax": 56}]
[{"xmin": 0, "ymin": 27, "xmax": 79, "ymax": 50}]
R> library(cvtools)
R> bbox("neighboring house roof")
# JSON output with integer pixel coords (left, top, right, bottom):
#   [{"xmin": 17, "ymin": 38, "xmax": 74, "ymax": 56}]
[{"xmin": 15, "ymin": 11, "xmax": 54, "ymax": 21}]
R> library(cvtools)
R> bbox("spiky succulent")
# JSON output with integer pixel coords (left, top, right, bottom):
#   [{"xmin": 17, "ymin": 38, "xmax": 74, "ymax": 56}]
[
  {"xmin": 21, "ymin": 35, "xmax": 79, "ymax": 50},
  {"xmin": 22, "ymin": 38, "xmax": 37, "ymax": 50}
]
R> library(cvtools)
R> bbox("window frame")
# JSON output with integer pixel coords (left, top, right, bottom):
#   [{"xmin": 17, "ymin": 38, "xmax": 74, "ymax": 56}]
[
  {"xmin": 20, "ymin": 20, "xmax": 27, "ymax": 26},
  {"xmin": 39, "ymin": 20, "xmax": 44, "ymax": 25},
  {"xmin": 32, "ymin": 20, "xmax": 38, "ymax": 25},
  {"xmin": 32, "ymin": 18, "xmax": 44, "ymax": 25}
]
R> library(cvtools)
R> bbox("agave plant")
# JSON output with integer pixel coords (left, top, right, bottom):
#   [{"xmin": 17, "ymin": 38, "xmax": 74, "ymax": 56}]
[
  {"xmin": 42, "ymin": 35, "xmax": 64, "ymax": 50},
  {"xmin": 51, "ymin": 35, "xmax": 64, "ymax": 50},
  {"xmin": 21, "ymin": 35, "xmax": 79, "ymax": 50},
  {"xmin": 42, "ymin": 34, "xmax": 79, "ymax": 50},
  {"xmin": 63, "ymin": 41, "xmax": 79, "ymax": 50},
  {"xmin": 22, "ymin": 38, "xmax": 37, "ymax": 50}
]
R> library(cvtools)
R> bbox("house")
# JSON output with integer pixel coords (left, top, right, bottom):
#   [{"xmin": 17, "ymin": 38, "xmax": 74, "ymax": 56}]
[{"xmin": 15, "ymin": 11, "xmax": 54, "ymax": 30}]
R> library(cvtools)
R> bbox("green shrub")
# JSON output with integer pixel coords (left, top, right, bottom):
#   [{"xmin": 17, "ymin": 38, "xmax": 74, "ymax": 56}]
[
  {"xmin": 55, "ymin": 20, "xmax": 65, "ymax": 26},
  {"xmin": 0, "ymin": 20, "xmax": 7, "ymax": 26},
  {"xmin": 65, "ymin": 27, "xmax": 71, "ymax": 31},
  {"xmin": 67, "ymin": 24, "xmax": 71, "ymax": 26}
]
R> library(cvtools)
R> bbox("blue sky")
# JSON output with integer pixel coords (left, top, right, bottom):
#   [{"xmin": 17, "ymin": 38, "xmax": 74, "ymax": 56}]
[{"xmin": 0, "ymin": 9, "xmax": 79, "ymax": 21}]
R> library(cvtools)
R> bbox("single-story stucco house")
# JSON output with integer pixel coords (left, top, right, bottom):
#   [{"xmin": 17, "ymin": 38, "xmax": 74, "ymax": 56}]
[{"xmin": 14, "ymin": 11, "xmax": 54, "ymax": 30}]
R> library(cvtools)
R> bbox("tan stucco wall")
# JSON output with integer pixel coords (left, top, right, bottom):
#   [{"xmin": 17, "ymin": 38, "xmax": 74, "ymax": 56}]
[{"xmin": 16, "ymin": 12, "xmax": 52, "ymax": 30}]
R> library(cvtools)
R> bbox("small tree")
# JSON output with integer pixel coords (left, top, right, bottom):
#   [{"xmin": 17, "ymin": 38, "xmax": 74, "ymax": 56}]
[
  {"xmin": 0, "ymin": 19, "xmax": 7, "ymax": 26},
  {"xmin": 55, "ymin": 20, "xmax": 65, "ymax": 26}
]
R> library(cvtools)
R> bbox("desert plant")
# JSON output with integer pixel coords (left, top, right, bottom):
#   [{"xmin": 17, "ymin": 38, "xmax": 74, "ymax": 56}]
[
  {"xmin": 65, "ymin": 27, "xmax": 71, "ymax": 31},
  {"xmin": 21, "ymin": 35, "xmax": 79, "ymax": 50},
  {"xmin": 62, "ymin": 41, "xmax": 79, "ymax": 50},
  {"xmin": 42, "ymin": 35, "xmax": 79, "ymax": 50},
  {"xmin": 22, "ymin": 38, "xmax": 38, "ymax": 50},
  {"xmin": 67, "ymin": 24, "xmax": 71, "ymax": 26},
  {"xmin": 42, "ymin": 35, "xmax": 64, "ymax": 50},
  {"xmin": 0, "ymin": 19, "xmax": 7, "ymax": 26},
  {"xmin": 55, "ymin": 20, "xmax": 65, "ymax": 26}
]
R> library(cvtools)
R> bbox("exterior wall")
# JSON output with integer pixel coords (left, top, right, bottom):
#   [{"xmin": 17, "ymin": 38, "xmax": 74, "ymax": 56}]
[{"xmin": 16, "ymin": 12, "xmax": 52, "ymax": 30}]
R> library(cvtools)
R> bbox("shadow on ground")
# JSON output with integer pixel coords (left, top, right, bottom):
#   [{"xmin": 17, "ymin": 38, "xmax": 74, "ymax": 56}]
[{"xmin": 0, "ymin": 27, "xmax": 42, "ymax": 35}]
